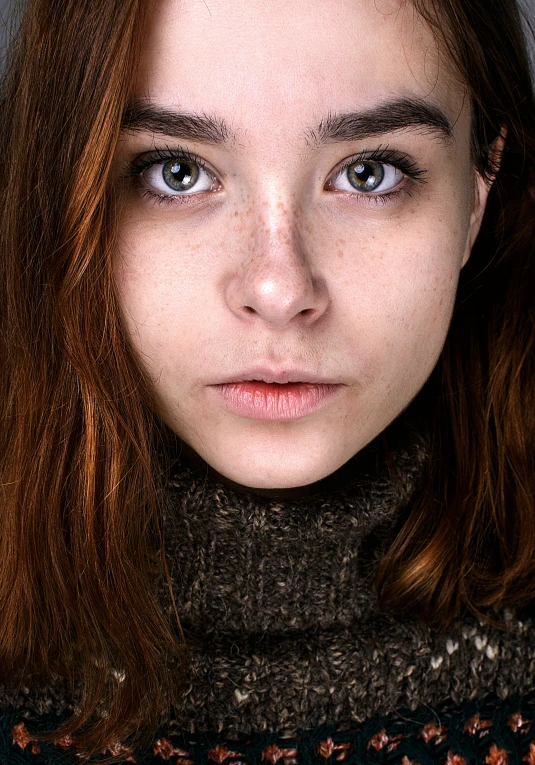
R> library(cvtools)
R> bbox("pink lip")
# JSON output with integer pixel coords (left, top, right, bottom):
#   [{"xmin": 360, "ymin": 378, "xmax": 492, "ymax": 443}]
[
  {"xmin": 213, "ymin": 365, "xmax": 343, "ymax": 385},
  {"xmin": 211, "ymin": 381, "xmax": 344, "ymax": 420}
]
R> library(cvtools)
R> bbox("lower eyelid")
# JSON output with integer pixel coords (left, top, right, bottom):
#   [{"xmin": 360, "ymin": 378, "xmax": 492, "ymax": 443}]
[
  {"xmin": 326, "ymin": 176, "xmax": 408, "ymax": 197},
  {"xmin": 138, "ymin": 186, "xmax": 205, "ymax": 206},
  {"xmin": 138, "ymin": 186, "xmax": 412, "ymax": 210},
  {"xmin": 328, "ymin": 184, "xmax": 413, "ymax": 207},
  {"xmin": 134, "ymin": 172, "xmax": 220, "ymax": 205}
]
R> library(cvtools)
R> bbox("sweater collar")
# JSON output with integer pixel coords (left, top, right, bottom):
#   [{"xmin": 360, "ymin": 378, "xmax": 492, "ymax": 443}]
[{"xmin": 160, "ymin": 409, "xmax": 429, "ymax": 638}]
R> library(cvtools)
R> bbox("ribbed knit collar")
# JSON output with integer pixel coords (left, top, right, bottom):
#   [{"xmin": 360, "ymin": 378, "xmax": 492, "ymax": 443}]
[{"xmin": 160, "ymin": 411, "xmax": 428, "ymax": 639}]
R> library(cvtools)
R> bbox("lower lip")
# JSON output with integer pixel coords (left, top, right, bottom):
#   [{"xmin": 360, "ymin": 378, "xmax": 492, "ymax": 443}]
[{"xmin": 211, "ymin": 381, "xmax": 343, "ymax": 420}]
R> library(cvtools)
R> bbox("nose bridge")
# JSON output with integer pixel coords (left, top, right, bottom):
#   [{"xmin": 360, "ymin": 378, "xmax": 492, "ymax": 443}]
[
  {"xmin": 253, "ymin": 194, "xmax": 304, "ymax": 270},
  {"xmin": 226, "ymin": 191, "xmax": 328, "ymax": 328}
]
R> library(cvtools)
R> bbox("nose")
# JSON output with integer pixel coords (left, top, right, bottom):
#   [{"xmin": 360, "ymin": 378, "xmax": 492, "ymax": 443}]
[{"xmin": 225, "ymin": 201, "xmax": 329, "ymax": 329}]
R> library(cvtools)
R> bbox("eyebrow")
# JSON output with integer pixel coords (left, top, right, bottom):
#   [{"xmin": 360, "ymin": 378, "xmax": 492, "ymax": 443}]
[
  {"xmin": 121, "ymin": 97, "xmax": 453, "ymax": 147},
  {"xmin": 122, "ymin": 102, "xmax": 235, "ymax": 144},
  {"xmin": 309, "ymin": 98, "xmax": 453, "ymax": 146}
]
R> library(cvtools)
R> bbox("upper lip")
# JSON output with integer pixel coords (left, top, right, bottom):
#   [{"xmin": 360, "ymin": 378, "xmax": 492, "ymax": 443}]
[{"xmin": 212, "ymin": 366, "xmax": 344, "ymax": 385}]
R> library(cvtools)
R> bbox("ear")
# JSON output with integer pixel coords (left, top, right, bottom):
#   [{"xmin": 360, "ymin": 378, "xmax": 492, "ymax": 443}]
[{"xmin": 461, "ymin": 129, "xmax": 506, "ymax": 267}]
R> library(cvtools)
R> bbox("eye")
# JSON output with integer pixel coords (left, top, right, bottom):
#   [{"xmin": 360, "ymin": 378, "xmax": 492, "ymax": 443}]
[
  {"xmin": 141, "ymin": 158, "xmax": 216, "ymax": 197},
  {"xmin": 331, "ymin": 159, "xmax": 404, "ymax": 194}
]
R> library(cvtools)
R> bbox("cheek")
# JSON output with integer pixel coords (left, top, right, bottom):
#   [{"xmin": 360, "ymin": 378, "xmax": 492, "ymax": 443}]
[
  {"xmin": 113, "ymin": 214, "xmax": 215, "ymax": 358},
  {"xmin": 324, "ymin": 211, "xmax": 469, "ymax": 386}
]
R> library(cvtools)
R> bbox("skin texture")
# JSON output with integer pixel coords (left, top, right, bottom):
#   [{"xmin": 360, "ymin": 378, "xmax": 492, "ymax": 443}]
[{"xmin": 112, "ymin": 0, "xmax": 495, "ymax": 489}]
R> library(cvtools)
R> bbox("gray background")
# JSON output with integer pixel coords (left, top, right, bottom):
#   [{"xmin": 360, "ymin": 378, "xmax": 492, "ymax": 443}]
[
  {"xmin": 0, "ymin": 0, "xmax": 14, "ymax": 68},
  {"xmin": 0, "ymin": 0, "xmax": 19, "ymax": 71},
  {"xmin": 0, "ymin": 0, "xmax": 535, "ymax": 74}
]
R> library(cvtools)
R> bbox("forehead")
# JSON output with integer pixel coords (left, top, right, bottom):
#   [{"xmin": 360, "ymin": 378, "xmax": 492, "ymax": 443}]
[{"xmin": 136, "ymin": 0, "xmax": 464, "ymax": 146}]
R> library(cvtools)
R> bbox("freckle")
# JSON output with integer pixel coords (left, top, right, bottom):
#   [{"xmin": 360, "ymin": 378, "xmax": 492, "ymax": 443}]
[
  {"xmin": 336, "ymin": 238, "xmax": 347, "ymax": 259},
  {"xmin": 234, "ymin": 211, "xmax": 238, "ymax": 217}
]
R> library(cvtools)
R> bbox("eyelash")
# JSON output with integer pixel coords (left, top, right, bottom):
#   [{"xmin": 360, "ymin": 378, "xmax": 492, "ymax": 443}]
[
  {"xmin": 331, "ymin": 146, "xmax": 427, "ymax": 204},
  {"xmin": 125, "ymin": 146, "xmax": 215, "ymax": 205},
  {"xmin": 124, "ymin": 144, "xmax": 427, "ymax": 208}
]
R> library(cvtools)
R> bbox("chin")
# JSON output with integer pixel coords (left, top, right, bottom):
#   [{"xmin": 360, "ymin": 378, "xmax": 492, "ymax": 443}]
[{"xmin": 203, "ymin": 445, "xmax": 350, "ymax": 490}]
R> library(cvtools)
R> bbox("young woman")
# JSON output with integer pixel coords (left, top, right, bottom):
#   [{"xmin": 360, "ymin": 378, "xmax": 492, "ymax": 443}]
[{"xmin": 1, "ymin": 0, "xmax": 534, "ymax": 762}]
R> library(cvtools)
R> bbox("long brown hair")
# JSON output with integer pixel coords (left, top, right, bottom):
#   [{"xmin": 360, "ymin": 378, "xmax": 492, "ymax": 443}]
[
  {"xmin": 0, "ymin": 0, "xmax": 534, "ymax": 758},
  {"xmin": 377, "ymin": 0, "xmax": 535, "ymax": 624},
  {"xmin": 0, "ymin": 0, "xmax": 187, "ymax": 757}
]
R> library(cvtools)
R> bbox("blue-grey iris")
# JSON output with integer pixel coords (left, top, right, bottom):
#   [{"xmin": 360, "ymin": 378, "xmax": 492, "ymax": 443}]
[
  {"xmin": 162, "ymin": 160, "xmax": 199, "ymax": 191},
  {"xmin": 347, "ymin": 160, "xmax": 384, "ymax": 192}
]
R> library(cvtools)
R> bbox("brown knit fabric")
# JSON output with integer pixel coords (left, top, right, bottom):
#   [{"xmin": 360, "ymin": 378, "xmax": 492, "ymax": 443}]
[{"xmin": 158, "ymin": 414, "xmax": 535, "ymax": 736}]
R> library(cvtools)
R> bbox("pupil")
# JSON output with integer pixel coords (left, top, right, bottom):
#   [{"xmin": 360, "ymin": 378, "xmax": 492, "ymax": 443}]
[
  {"xmin": 356, "ymin": 164, "xmax": 372, "ymax": 182},
  {"xmin": 162, "ymin": 160, "xmax": 199, "ymax": 191}
]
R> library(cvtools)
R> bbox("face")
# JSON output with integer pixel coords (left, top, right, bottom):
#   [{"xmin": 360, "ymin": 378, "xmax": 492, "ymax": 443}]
[{"xmin": 112, "ymin": 0, "xmax": 493, "ymax": 489}]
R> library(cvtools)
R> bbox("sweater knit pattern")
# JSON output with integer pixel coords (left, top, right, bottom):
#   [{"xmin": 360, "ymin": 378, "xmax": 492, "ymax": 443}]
[{"xmin": 155, "ymin": 416, "xmax": 535, "ymax": 738}]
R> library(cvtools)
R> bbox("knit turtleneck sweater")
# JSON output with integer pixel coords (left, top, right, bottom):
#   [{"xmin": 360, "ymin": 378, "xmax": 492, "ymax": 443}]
[
  {"xmin": 158, "ymin": 413, "xmax": 535, "ymax": 740},
  {"xmin": 3, "ymin": 410, "xmax": 535, "ymax": 764}
]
